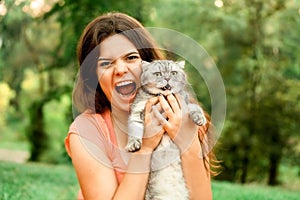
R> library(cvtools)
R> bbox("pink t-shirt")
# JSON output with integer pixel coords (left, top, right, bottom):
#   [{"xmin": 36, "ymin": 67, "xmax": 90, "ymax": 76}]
[{"xmin": 65, "ymin": 109, "xmax": 126, "ymax": 199}]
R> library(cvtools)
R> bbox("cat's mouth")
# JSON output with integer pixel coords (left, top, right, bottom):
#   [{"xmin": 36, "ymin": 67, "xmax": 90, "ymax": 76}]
[
  {"xmin": 115, "ymin": 81, "xmax": 137, "ymax": 96},
  {"xmin": 160, "ymin": 84, "xmax": 172, "ymax": 91}
]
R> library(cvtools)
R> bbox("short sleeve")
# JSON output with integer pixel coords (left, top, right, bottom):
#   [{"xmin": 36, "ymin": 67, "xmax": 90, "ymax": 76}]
[
  {"xmin": 64, "ymin": 121, "xmax": 78, "ymax": 157},
  {"xmin": 64, "ymin": 110, "xmax": 127, "ymax": 184},
  {"xmin": 64, "ymin": 112, "xmax": 114, "ymax": 169}
]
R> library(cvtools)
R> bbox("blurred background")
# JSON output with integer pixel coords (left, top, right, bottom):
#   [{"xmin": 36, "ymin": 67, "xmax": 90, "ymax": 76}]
[{"xmin": 0, "ymin": 0, "xmax": 299, "ymax": 193}]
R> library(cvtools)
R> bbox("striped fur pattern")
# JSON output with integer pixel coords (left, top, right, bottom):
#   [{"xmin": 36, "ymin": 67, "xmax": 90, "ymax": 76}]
[{"xmin": 126, "ymin": 60, "xmax": 207, "ymax": 200}]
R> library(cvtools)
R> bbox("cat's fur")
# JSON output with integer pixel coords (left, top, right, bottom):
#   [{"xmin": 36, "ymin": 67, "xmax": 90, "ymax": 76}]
[{"xmin": 125, "ymin": 60, "xmax": 207, "ymax": 200}]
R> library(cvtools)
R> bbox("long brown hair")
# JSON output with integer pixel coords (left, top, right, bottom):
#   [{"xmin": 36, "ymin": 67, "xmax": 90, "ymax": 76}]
[{"xmin": 73, "ymin": 12, "xmax": 164, "ymax": 114}]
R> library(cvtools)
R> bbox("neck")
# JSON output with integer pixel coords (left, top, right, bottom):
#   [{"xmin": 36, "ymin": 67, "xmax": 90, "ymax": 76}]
[{"xmin": 110, "ymin": 106, "xmax": 129, "ymax": 133}]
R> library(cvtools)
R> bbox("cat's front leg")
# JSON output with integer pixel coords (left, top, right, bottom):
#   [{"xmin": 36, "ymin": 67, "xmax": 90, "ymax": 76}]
[
  {"xmin": 125, "ymin": 121, "xmax": 144, "ymax": 152},
  {"xmin": 188, "ymin": 103, "xmax": 207, "ymax": 126},
  {"xmin": 126, "ymin": 135, "xmax": 142, "ymax": 152}
]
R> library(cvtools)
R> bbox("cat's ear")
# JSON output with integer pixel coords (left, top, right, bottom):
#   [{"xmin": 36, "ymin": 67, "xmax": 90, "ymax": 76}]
[
  {"xmin": 176, "ymin": 60, "xmax": 185, "ymax": 69},
  {"xmin": 141, "ymin": 60, "xmax": 151, "ymax": 71},
  {"xmin": 141, "ymin": 60, "xmax": 151, "ymax": 66}
]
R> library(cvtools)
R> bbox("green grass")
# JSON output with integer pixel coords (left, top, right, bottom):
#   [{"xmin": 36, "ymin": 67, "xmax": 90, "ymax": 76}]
[
  {"xmin": 212, "ymin": 181, "xmax": 300, "ymax": 200},
  {"xmin": 0, "ymin": 161, "xmax": 79, "ymax": 200},
  {"xmin": 1, "ymin": 161, "xmax": 300, "ymax": 200}
]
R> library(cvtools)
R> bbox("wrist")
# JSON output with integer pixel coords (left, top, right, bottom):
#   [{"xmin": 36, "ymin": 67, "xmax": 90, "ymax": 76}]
[
  {"xmin": 173, "ymin": 131, "xmax": 198, "ymax": 154},
  {"xmin": 172, "ymin": 121, "xmax": 199, "ymax": 153},
  {"xmin": 136, "ymin": 147, "xmax": 154, "ymax": 154},
  {"xmin": 127, "ymin": 150, "xmax": 152, "ymax": 173},
  {"xmin": 180, "ymin": 135, "xmax": 202, "ymax": 157}
]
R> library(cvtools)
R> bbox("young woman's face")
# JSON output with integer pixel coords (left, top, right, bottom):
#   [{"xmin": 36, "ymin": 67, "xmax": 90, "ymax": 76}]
[{"xmin": 97, "ymin": 34, "xmax": 142, "ymax": 112}]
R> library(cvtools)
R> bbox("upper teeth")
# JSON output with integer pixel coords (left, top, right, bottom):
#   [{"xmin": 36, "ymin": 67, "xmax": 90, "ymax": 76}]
[{"xmin": 117, "ymin": 81, "xmax": 133, "ymax": 87}]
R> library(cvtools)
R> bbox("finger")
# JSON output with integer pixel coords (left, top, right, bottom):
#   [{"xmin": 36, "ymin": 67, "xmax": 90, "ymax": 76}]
[
  {"xmin": 154, "ymin": 102, "xmax": 163, "ymax": 112},
  {"xmin": 152, "ymin": 104, "xmax": 174, "ymax": 134},
  {"xmin": 174, "ymin": 94, "xmax": 189, "ymax": 114},
  {"xmin": 158, "ymin": 95, "xmax": 174, "ymax": 117},
  {"xmin": 145, "ymin": 97, "xmax": 159, "ymax": 112},
  {"xmin": 166, "ymin": 94, "xmax": 181, "ymax": 114},
  {"xmin": 154, "ymin": 103, "xmax": 167, "ymax": 119},
  {"xmin": 152, "ymin": 105, "xmax": 168, "ymax": 126},
  {"xmin": 144, "ymin": 97, "xmax": 159, "ymax": 124}
]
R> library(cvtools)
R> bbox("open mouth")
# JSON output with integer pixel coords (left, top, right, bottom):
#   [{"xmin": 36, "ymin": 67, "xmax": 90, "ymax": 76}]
[
  {"xmin": 160, "ymin": 84, "xmax": 171, "ymax": 91},
  {"xmin": 115, "ymin": 81, "xmax": 137, "ymax": 96}
]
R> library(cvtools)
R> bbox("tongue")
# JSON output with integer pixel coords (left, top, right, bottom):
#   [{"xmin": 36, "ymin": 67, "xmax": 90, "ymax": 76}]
[{"xmin": 116, "ymin": 83, "xmax": 136, "ymax": 95}]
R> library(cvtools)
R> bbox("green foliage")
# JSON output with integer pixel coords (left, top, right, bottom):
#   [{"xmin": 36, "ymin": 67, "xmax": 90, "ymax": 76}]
[
  {"xmin": 0, "ymin": 0, "xmax": 163, "ymax": 163},
  {"xmin": 42, "ymin": 95, "xmax": 72, "ymax": 163},
  {"xmin": 0, "ymin": 0, "xmax": 299, "ymax": 187},
  {"xmin": 148, "ymin": 0, "xmax": 300, "ymax": 185}
]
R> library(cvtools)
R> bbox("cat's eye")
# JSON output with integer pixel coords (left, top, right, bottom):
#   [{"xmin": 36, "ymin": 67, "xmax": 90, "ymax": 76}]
[
  {"xmin": 153, "ymin": 72, "xmax": 162, "ymax": 77},
  {"xmin": 171, "ymin": 71, "xmax": 178, "ymax": 76}
]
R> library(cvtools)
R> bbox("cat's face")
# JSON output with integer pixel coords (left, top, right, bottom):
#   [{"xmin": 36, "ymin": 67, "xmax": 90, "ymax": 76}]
[{"xmin": 141, "ymin": 60, "xmax": 186, "ymax": 96}]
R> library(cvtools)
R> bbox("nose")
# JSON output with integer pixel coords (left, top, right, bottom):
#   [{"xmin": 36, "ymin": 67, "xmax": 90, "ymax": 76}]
[
  {"xmin": 165, "ymin": 75, "xmax": 170, "ymax": 81},
  {"xmin": 114, "ymin": 59, "xmax": 129, "ymax": 76}
]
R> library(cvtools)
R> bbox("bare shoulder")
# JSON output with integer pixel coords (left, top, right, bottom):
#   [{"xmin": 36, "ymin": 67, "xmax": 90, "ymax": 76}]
[{"xmin": 69, "ymin": 134, "xmax": 118, "ymax": 199}]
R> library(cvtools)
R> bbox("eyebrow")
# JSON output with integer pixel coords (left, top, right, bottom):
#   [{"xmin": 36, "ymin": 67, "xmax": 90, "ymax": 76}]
[
  {"xmin": 97, "ymin": 50, "xmax": 139, "ymax": 61},
  {"xmin": 97, "ymin": 57, "xmax": 110, "ymax": 61}
]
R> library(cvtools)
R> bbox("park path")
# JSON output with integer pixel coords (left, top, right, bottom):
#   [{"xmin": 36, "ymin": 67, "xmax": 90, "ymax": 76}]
[{"xmin": 0, "ymin": 148, "xmax": 29, "ymax": 163}]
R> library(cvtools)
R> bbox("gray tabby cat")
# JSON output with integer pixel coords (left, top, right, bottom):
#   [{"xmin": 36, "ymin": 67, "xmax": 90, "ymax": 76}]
[{"xmin": 125, "ymin": 60, "xmax": 207, "ymax": 200}]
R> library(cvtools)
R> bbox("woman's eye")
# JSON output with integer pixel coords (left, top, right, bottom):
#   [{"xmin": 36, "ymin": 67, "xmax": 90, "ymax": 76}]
[
  {"xmin": 99, "ymin": 61, "xmax": 111, "ymax": 67},
  {"xmin": 127, "ymin": 54, "xmax": 140, "ymax": 61}
]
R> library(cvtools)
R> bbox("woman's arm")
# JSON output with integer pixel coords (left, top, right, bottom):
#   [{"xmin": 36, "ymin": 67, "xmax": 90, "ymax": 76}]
[
  {"xmin": 180, "ymin": 133, "xmax": 212, "ymax": 199},
  {"xmin": 157, "ymin": 94, "xmax": 213, "ymax": 199},
  {"xmin": 69, "ymin": 134, "xmax": 153, "ymax": 200},
  {"xmin": 69, "ymin": 134, "xmax": 118, "ymax": 199},
  {"xmin": 69, "ymin": 97, "xmax": 164, "ymax": 200}
]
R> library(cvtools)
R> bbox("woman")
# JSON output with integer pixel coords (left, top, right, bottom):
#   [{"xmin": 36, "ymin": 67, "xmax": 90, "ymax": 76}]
[{"xmin": 65, "ymin": 12, "xmax": 214, "ymax": 199}]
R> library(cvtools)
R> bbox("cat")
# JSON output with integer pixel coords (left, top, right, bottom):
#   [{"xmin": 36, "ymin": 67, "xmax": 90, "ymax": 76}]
[{"xmin": 125, "ymin": 60, "xmax": 207, "ymax": 200}]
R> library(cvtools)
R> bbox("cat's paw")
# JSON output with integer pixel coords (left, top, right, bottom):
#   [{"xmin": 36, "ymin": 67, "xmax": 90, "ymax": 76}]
[
  {"xmin": 125, "ymin": 137, "xmax": 142, "ymax": 152},
  {"xmin": 190, "ymin": 111, "xmax": 207, "ymax": 126}
]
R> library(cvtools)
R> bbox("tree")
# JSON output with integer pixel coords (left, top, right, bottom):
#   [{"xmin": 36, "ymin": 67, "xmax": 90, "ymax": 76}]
[
  {"xmin": 213, "ymin": 0, "xmax": 300, "ymax": 184},
  {"xmin": 149, "ymin": 0, "xmax": 300, "ymax": 185},
  {"xmin": 0, "ymin": 0, "xmax": 159, "ymax": 162},
  {"xmin": 0, "ymin": 0, "xmax": 73, "ymax": 162}
]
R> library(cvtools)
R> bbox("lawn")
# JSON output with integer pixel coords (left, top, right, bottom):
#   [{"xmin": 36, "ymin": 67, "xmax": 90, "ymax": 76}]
[
  {"xmin": 212, "ymin": 181, "xmax": 300, "ymax": 200},
  {"xmin": 1, "ymin": 161, "xmax": 300, "ymax": 200},
  {"xmin": 0, "ymin": 161, "xmax": 78, "ymax": 200}
]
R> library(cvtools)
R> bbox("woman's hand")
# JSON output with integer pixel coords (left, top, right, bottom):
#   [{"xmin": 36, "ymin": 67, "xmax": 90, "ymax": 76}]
[
  {"xmin": 150, "ymin": 94, "xmax": 212, "ymax": 199},
  {"xmin": 139, "ymin": 97, "xmax": 165, "ymax": 153},
  {"xmin": 156, "ymin": 94, "xmax": 199, "ymax": 153}
]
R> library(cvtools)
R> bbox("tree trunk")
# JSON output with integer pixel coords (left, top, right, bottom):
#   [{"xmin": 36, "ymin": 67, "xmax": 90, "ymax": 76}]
[
  {"xmin": 240, "ymin": 153, "xmax": 249, "ymax": 184},
  {"xmin": 267, "ymin": 128, "xmax": 282, "ymax": 186},
  {"xmin": 268, "ymin": 153, "xmax": 280, "ymax": 185},
  {"xmin": 27, "ymin": 100, "xmax": 48, "ymax": 161}
]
